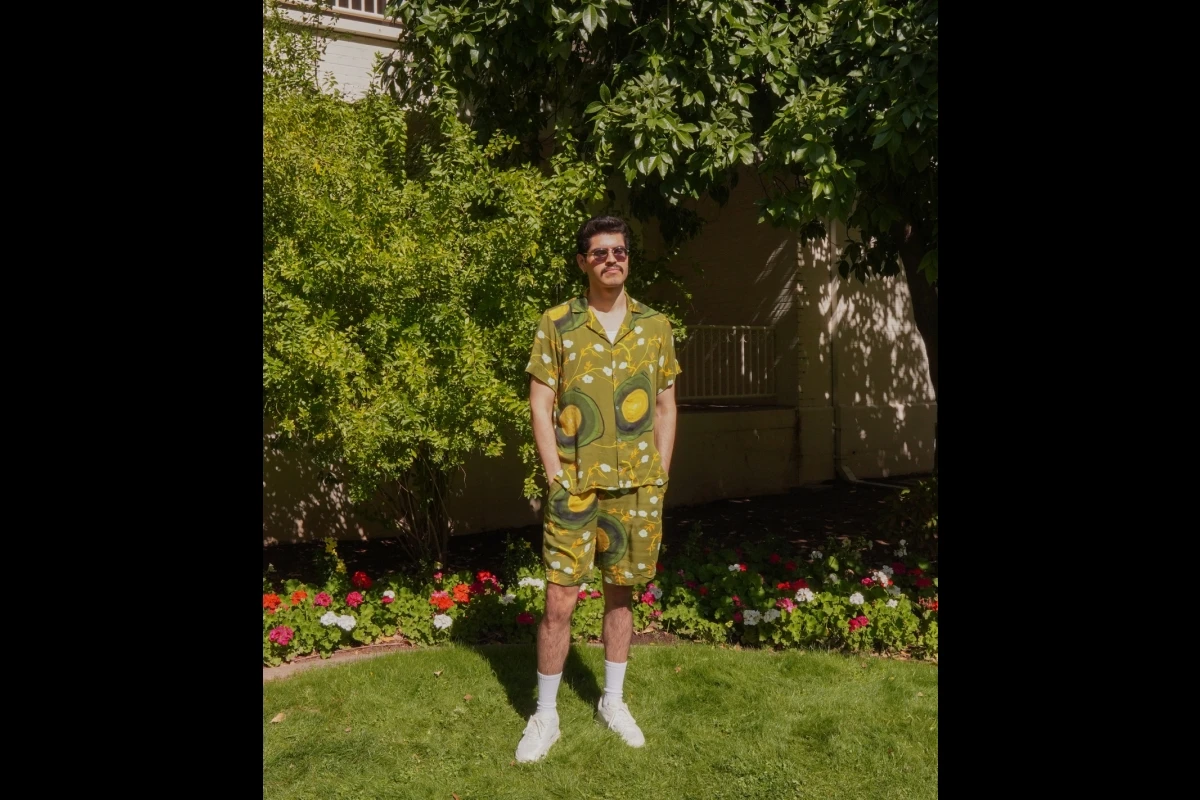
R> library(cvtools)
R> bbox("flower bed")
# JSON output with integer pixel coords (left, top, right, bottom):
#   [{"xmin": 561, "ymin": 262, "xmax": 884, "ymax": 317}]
[{"xmin": 263, "ymin": 530, "xmax": 938, "ymax": 666}]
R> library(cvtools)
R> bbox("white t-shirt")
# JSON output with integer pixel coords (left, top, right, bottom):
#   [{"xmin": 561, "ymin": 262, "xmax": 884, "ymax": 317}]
[{"xmin": 605, "ymin": 328, "xmax": 619, "ymax": 343}]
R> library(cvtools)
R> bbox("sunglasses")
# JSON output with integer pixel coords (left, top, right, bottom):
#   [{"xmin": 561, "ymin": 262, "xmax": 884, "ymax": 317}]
[{"xmin": 585, "ymin": 247, "xmax": 629, "ymax": 262}]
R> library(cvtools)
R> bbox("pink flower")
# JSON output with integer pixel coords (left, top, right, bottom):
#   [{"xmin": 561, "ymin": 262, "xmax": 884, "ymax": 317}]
[
  {"xmin": 686, "ymin": 580, "xmax": 698, "ymax": 590},
  {"xmin": 578, "ymin": 590, "xmax": 589, "ymax": 600},
  {"xmin": 381, "ymin": 595, "xmax": 394, "ymax": 605},
  {"xmin": 732, "ymin": 595, "xmax": 743, "ymax": 608},
  {"xmin": 516, "ymin": 612, "xmax": 535, "ymax": 625},
  {"xmin": 641, "ymin": 591, "xmax": 656, "ymax": 605},
  {"xmin": 433, "ymin": 571, "xmax": 443, "ymax": 581},
  {"xmin": 346, "ymin": 591, "xmax": 364, "ymax": 608},
  {"xmin": 861, "ymin": 577, "xmax": 873, "ymax": 586},
  {"xmin": 314, "ymin": 592, "xmax": 332, "ymax": 607},
  {"xmin": 677, "ymin": 569, "xmax": 686, "ymax": 577},
  {"xmin": 769, "ymin": 553, "xmax": 781, "ymax": 564},
  {"xmin": 651, "ymin": 609, "xmax": 662, "ymax": 618},
  {"xmin": 590, "ymin": 590, "xmax": 602, "ymax": 599},
  {"xmin": 848, "ymin": 615, "xmax": 870, "ymax": 631},
  {"xmin": 776, "ymin": 598, "xmax": 795, "ymax": 612},
  {"xmin": 268, "ymin": 625, "xmax": 294, "ymax": 646},
  {"xmin": 733, "ymin": 611, "xmax": 744, "ymax": 623}
]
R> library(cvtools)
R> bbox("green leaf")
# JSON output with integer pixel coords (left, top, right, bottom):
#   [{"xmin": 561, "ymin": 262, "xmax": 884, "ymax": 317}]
[
  {"xmin": 873, "ymin": 15, "xmax": 891, "ymax": 37},
  {"xmin": 600, "ymin": 83, "xmax": 611, "ymax": 103},
  {"xmin": 584, "ymin": 101, "xmax": 605, "ymax": 114},
  {"xmin": 582, "ymin": 5, "xmax": 598, "ymax": 34},
  {"xmin": 872, "ymin": 130, "xmax": 891, "ymax": 150}
]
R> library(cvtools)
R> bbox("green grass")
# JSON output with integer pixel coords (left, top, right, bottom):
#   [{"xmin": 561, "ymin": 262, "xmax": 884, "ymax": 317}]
[{"xmin": 263, "ymin": 644, "xmax": 938, "ymax": 799}]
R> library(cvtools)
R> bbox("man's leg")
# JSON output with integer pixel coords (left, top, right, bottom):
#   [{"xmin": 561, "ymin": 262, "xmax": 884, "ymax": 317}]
[{"xmin": 516, "ymin": 581, "xmax": 579, "ymax": 763}]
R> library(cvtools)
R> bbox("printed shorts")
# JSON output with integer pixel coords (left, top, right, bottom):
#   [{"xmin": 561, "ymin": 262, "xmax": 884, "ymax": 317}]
[{"xmin": 542, "ymin": 482, "xmax": 667, "ymax": 587}]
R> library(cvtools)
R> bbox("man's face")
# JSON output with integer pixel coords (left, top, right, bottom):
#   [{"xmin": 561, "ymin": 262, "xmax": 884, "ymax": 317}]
[{"xmin": 576, "ymin": 232, "xmax": 629, "ymax": 290}]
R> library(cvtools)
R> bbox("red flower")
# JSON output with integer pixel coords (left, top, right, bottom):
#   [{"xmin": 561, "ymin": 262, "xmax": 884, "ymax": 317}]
[
  {"xmin": 578, "ymin": 590, "xmax": 589, "ymax": 600},
  {"xmin": 732, "ymin": 595, "xmax": 743, "ymax": 608},
  {"xmin": 656, "ymin": 561, "xmax": 665, "ymax": 572},
  {"xmin": 651, "ymin": 609, "xmax": 662, "ymax": 618},
  {"xmin": 351, "ymin": 571, "xmax": 373, "ymax": 589},
  {"xmin": 861, "ymin": 577, "xmax": 873, "ymax": 586},
  {"xmin": 346, "ymin": 591, "xmax": 364, "ymax": 608},
  {"xmin": 470, "ymin": 581, "xmax": 486, "ymax": 596},
  {"xmin": 475, "ymin": 571, "xmax": 501, "ymax": 592},
  {"xmin": 914, "ymin": 578, "xmax": 933, "ymax": 589},
  {"xmin": 262, "ymin": 593, "xmax": 282, "ymax": 611},
  {"xmin": 640, "ymin": 591, "xmax": 656, "ymax": 605},
  {"xmin": 291, "ymin": 590, "xmax": 308, "ymax": 605},
  {"xmin": 769, "ymin": 553, "xmax": 781, "ymax": 564},
  {"xmin": 848, "ymin": 615, "xmax": 870, "ymax": 631},
  {"xmin": 686, "ymin": 580, "xmax": 698, "ymax": 590},
  {"xmin": 785, "ymin": 561, "xmax": 797, "ymax": 572},
  {"xmin": 891, "ymin": 562, "xmax": 907, "ymax": 575},
  {"xmin": 433, "ymin": 571, "xmax": 443, "ymax": 582},
  {"xmin": 381, "ymin": 595, "xmax": 394, "ymax": 605},
  {"xmin": 452, "ymin": 583, "xmax": 472, "ymax": 604},
  {"xmin": 792, "ymin": 578, "xmax": 809, "ymax": 590},
  {"xmin": 268, "ymin": 625, "xmax": 294, "ymax": 646},
  {"xmin": 777, "ymin": 579, "xmax": 808, "ymax": 592},
  {"xmin": 516, "ymin": 612, "xmax": 535, "ymax": 625},
  {"xmin": 590, "ymin": 590, "xmax": 602, "ymax": 599},
  {"xmin": 699, "ymin": 586, "xmax": 710, "ymax": 596},
  {"xmin": 733, "ymin": 611, "xmax": 744, "ymax": 623},
  {"xmin": 909, "ymin": 567, "xmax": 923, "ymax": 577},
  {"xmin": 314, "ymin": 592, "xmax": 332, "ymax": 607},
  {"xmin": 429, "ymin": 591, "xmax": 454, "ymax": 611},
  {"xmin": 776, "ymin": 582, "xmax": 790, "ymax": 591}
]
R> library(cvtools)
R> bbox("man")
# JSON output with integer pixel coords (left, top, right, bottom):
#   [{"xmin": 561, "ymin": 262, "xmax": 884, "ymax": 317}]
[{"xmin": 517, "ymin": 215, "xmax": 681, "ymax": 763}]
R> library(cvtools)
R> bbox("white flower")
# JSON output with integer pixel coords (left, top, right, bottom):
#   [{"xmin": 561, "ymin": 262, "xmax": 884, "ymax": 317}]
[
  {"xmin": 541, "ymin": 353, "xmax": 551, "ymax": 363},
  {"xmin": 564, "ymin": 566, "xmax": 574, "ymax": 575},
  {"xmin": 582, "ymin": 530, "xmax": 591, "ymax": 541},
  {"xmin": 763, "ymin": 609, "xmax": 781, "ymax": 623},
  {"xmin": 659, "ymin": 356, "xmax": 665, "ymax": 367},
  {"xmin": 580, "ymin": 584, "xmax": 589, "ymax": 592},
  {"xmin": 795, "ymin": 588, "xmax": 815, "ymax": 603},
  {"xmin": 584, "ymin": 542, "xmax": 592, "ymax": 553},
  {"xmin": 637, "ymin": 510, "xmax": 647, "ymax": 517},
  {"xmin": 593, "ymin": 344, "xmax": 605, "ymax": 352},
  {"xmin": 320, "ymin": 611, "xmax": 339, "ymax": 627},
  {"xmin": 639, "ymin": 529, "xmax": 649, "ymax": 538},
  {"xmin": 649, "ymin": 364, "xmax": 655, "ymax": 373},
  {"xmin": 667, "ymin": 379, "xmax": 674, "ymax": 386},
  {"xmin": 655, "ymin": 479, "xmax": 664, "ymax": 486},
  {"xmin": 894, "ymin": 547, "xmax": 907, "ymax": 558},
  {"xmin": 537, "ymin": 330, "xmax": 546, "ymax": 339},
  {"xmin": 563, "ymin": 339, "xmax": 573, "ymax": 348},
  {"xmin": 826, "ymin": 573, "xmax": 840, "ymax": 585},
  {"xmin": 551, "ymin": 560, "xmax": 561, "ymax": 569},
  {"xmin": 433, "ymin": 614, "xmax": 453, "ymax": 630},
  {"xmin": 849, "ymin": 592, "xmax": 865, "ymax": 605},
  {"xmin": 569, "ymin": 353, "xmax": 577, "ymax": 361},
  {"xmin": 603, "ymin": 367, "xmax": 613, "ymax": 376},
  {"xmin": 899, "ymin": 539, "xmax": 907, "ymax": 546},
  {"xmin": 619, "ymin": 361, "xmax": 628, "ymax": 369},
  {"xmin": 583, "ymin": 375, "xmax": 594, "ymax": 384},
  {"xmin": 519, "ymin": 577, "xmax": 546, "ymax": 590},
  {"xmin": 641, "ymin": 455, "xmax": 650, "ymax": 463},
  {"xmin": 873, "ymin": 571, "xmax": 890, "ymax": 586},
  {"xmin": 880, "ymin": 566, "xmax": 895, "ymax": 578},
  {"xmin": 638, "ymin": 337, "xmax": 645, "ymax": 345},
  {"xmin": 547, "ymin": 378, "xmax": 555, "ymax": 386},
  {"xmin": 382, "ymin": 590, "xmax": 396, "ymax": 600},
  {"xmin": 499, "ymin": 594, "xmax": 516, "ymax": 605},
  {"xmin": 336, "ymin": 614, "xmax": 357, "ymax": 631},
  {"xmin": 624, "ymin": 571, "xmax": 633, "ymax": 578},
  {"xmin": 577, "ymin": 470, "xmax": 584, "ymax": 478},
  {"xmin": 638, "ymin": 442, "xmax": 648, "ymax": 450},
  {"xmin": 886, "ymin": 599, "xmax": 898, "ymax": 608},
  {"xmin": 649, "ymin": 585, "xmax": 663, "ymax": 600},
  {"xmin": 604, "ymin": 576, "xmax": 613, "ymax": 583},
  {"xmin": 638, "ymin": 562, "xmax": 646, "ymax": 570},
  {"xmin": 600, "ymin": 463, "xmax": 612, "ymax": 473},
  {"xmin": 811, "ymin": 550, "xmax": 823, "ymax": 560},
  {"xmin": 649, "ymin": 496, "xmax": 659, "ymax": 504},
  {"xmin": 729, "ymin": 564, "xmax": 741, "ymax": 572},
  {"xmin": 742, "ymin": 610, "xmax": 762, "ymax": 626},
  {"xmin": 635, "ymin": 325, "xmax": 643, "ymax": 334},
  {"xmin": 887, "ymin": 585, "xmax": 902, "ymax": 597},
  {"xmin": 650, "ymin": 510, "xmax": 658, "ymax": 518}
]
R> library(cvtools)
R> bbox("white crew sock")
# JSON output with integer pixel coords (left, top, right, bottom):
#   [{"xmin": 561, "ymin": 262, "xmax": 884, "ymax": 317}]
[
  {"xmin": 603, "ymin": 659, "xmax": 627, "ymax": 703},
  {"xmin": 536, "ymin": 671, "xmax": 563, "ymax": 717}
]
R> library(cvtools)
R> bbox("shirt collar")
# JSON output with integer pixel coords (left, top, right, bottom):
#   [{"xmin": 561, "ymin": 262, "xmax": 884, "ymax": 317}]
[{"xmin": 576, "ymin": 293, "xmax": 638, "ymax": 342}]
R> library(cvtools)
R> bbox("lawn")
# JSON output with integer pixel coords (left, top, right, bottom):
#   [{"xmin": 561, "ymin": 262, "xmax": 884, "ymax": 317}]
[{"xmin": 263, "ymin": 643, "xmax": 938, "ymax": 799}]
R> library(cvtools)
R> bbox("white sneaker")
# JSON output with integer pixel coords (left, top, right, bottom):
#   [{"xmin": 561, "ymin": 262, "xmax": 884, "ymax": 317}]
[
  {"xmin": 597, "ymin": 696, "xmax": 645, "ymax": 747},
  {"xmin": 515, "ymin": 713, "xmax": 561, "ymax": 763}
]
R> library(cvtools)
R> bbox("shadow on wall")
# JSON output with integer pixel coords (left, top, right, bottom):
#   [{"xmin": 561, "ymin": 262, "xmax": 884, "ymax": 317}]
[
  {"xmin": 814, "ymin": 221, "xmax": 937, "ymax": 478},
  {"xmin": 262, "ymin": 426, "xmax": 384, "ymax": 546}
]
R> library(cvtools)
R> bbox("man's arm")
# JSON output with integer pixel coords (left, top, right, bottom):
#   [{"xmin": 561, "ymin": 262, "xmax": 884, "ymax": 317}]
[
  {"xmin": 654, "ymin": 385, "xmax": 677, "ymax": 476},
  {"xmin": 530, "ymin": 377, "xmax": 564, "ymax": 485}
]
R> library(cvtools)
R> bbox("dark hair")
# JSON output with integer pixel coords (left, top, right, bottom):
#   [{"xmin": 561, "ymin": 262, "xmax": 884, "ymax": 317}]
[{"xmin": 576, "ymin": 215, "xmax": 631, "ymax": 254}]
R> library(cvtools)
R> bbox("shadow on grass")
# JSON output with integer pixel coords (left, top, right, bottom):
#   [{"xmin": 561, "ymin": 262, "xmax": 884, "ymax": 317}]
[{"xmin": 473, "ymin": 643, "xmax": 602, "ymax": 719}]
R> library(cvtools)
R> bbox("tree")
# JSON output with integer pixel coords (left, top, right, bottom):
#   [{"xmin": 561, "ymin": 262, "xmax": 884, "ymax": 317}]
[
  {"xmin": 383, "ymin": 0, "xmax": 938, "ymax": 395},
  {"xmin": 263, "ymin": 3, "xmax": 607, "ymax": 560}
]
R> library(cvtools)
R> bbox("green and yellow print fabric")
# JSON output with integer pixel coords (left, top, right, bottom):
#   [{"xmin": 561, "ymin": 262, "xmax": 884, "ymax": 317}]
[
  {"xmin": 542, "ymin": 482, "xmax": 666, "ymax": 586},
  {"xmin": 526, "ymin": 295, "xmax": 681, "ymax": 494}
]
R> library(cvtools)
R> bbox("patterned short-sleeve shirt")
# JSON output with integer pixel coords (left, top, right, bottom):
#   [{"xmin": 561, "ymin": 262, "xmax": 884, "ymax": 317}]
[{"xmin": 526, "ymin": 295, "xmax": 681, "ymax": 494}]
